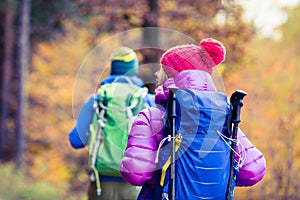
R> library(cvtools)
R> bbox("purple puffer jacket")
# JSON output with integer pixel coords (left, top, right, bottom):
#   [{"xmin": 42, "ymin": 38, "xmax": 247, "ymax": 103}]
[{"xmin": 120, "ymin": 70, "xmax": 266, "ymax": 187}]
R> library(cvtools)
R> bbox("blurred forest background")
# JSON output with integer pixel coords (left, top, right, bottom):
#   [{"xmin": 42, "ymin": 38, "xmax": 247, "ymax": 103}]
[{"xmin": 0, "ymin": 0, "xmax": 300, "ymax": 199}]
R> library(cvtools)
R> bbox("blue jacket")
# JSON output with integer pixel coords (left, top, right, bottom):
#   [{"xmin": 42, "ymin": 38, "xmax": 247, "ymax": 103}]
[{"xmin": 68, "ymin": 75, "xmax": 155, "ymax": 181}]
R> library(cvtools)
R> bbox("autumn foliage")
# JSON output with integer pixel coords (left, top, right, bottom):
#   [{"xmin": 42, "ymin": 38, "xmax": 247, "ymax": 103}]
[{"xmin": 1, "ymin": 1, "xmax": 300, "ymax": 200}]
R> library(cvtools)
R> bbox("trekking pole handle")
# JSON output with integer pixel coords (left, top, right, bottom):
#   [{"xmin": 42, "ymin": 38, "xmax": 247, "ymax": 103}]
[
  {"xmin": 167, "ymin": 88, "xmax": 177, "ymax": 141},
  {"xmin": 230, "ymin": 90, "xmax": 247, "ymax": 124},
  {"xmin": 168, "ymin": 89, "xmax": 177, "ymax": 121},
  {"xmin": 226, "ymin": 90, "xmax": 247, "ymax": 200}
]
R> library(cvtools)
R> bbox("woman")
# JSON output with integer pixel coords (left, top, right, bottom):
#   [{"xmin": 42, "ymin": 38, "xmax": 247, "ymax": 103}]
[{"xmin": 120, "ymin": 38, "xmax": 266, "ymax": 199}]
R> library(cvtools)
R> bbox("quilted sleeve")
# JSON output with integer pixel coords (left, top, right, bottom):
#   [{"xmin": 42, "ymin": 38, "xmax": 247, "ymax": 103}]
[
  {"xmin": 235, "ymin": 128, "xmax": 267, "ymax": 186},
  {"xmin": 120, "ymin": 107, "xmax": 164, "ymax": 186}
]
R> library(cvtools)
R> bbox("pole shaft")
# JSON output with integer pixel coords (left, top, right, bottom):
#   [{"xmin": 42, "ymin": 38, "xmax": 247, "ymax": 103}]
[{"xmin": 168, "ymin": 89, "xmax": 177, "ymax": 200}]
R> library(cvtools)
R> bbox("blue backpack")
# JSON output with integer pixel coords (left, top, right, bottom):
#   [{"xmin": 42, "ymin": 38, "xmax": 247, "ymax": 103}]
[{"xmin": 138, "ymin": 89, "xmax": 240, "ymax": 200}]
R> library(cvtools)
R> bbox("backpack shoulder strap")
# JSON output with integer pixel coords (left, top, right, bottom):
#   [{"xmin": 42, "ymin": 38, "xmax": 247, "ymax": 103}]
[
  {"xmin": 88, "ymin": 96, "xmax": 106, "ymax": 196},
  {"xmin": 112, "ymin": 75, "xmax": 134, "ymax": 85}
]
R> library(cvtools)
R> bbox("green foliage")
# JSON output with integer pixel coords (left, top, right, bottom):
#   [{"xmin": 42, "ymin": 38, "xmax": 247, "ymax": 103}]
[
  {"xmin": 0, "ymin": 163, "xmax": 60, "ymax": 200},
  {"xmin": 281, "ymin": 4, "xmax": 300, "ymax": 44}
]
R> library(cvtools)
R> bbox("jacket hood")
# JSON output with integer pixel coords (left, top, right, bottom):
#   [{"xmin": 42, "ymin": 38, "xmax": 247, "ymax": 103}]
[{"xmin": 155, "ymin": 70, "xmax": 217, "ymax": 105}]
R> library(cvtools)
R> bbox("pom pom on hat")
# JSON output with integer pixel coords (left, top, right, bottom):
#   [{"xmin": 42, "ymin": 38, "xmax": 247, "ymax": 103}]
[
  {"xmin": 200, "ymin": 38, "xmax": 226, "ymax": 66},
  {"xmin": 160, "ymin": 38, "xmax": 226, "ymax": 77}
]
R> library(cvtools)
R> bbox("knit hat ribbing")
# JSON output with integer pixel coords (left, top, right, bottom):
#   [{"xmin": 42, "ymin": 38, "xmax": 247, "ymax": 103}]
[{"xmin": 160, "ymin": 38, "xmax": 226, "ymax": 77}]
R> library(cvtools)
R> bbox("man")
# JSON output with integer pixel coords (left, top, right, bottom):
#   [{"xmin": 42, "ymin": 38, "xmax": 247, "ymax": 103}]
[{"xmin": 69, "ymin": 46, "xmax": 155, "ymax": 200}]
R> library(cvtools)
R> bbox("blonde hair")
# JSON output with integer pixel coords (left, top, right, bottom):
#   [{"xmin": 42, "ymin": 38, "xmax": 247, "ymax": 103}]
[{"xmin": 155, "ymin": 66, "xmax": 169, "ymax": 87}]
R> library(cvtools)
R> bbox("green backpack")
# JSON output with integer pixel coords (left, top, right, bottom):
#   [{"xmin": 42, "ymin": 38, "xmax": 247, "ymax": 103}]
[{"xmin": 88, "ymin": 77, "xmax": 148, "ymax": 195}]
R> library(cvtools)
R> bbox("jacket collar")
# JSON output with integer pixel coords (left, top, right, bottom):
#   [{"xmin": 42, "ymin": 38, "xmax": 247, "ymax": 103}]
[{"xmin": 155, "ymin": 70, "xmax": 217, "ymax": 105}]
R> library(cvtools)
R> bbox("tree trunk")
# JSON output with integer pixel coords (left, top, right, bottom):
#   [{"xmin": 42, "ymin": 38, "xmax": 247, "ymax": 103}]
[
  {"xmin": 142, "ymin": 0, "xmax": 159, "ymax": 94},
  {"xmin": 0, "ymin": 0, "xmax": 16, "ymax": 160},
  {"xmin": 142, "ymin": 0, "xmax": 159, "ymax": 55},
  {"xmin": 15, "ymin": 0, "xmax": 31, "ymax": 168}
]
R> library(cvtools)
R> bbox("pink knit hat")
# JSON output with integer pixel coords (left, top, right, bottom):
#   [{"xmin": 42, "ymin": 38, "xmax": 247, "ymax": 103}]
[{"xmin": 160, "ymin": 38, "xmax": 226, "ymax": 77}]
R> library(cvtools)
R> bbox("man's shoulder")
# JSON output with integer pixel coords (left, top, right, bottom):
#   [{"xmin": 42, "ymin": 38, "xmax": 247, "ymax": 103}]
[{"xmin": 100, "ymin": 75, "xmax": 144, "ymax": 87}]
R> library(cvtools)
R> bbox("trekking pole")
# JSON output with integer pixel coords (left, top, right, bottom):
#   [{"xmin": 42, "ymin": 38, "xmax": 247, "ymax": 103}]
[
  {"xmin": 168, "ymin": 88, "xmax": 177, "ymax": 200},
  {"xmin": 226, "ymin": 90, "xmax": 247, "ymax": 200}
]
